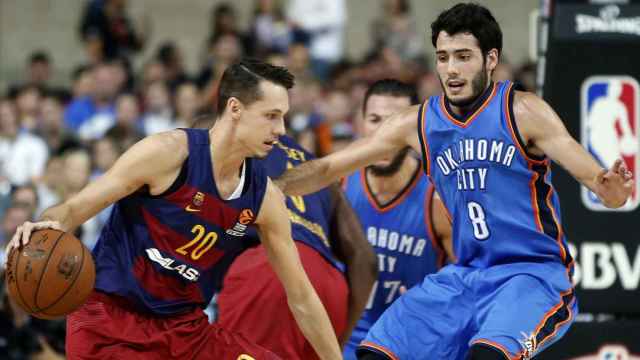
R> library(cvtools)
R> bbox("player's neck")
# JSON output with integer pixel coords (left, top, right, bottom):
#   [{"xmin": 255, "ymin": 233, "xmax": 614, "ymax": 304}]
[
  {"xmin": 447, "ymin": 81, "xmax": 493, "ymax": 118},
  {"xmin": 366, "ymin": 155, "xmax": 420, "ymax": 204},
  {"xmin": 208, "ymin": 120, "xmax": 248, "ymax": 182}
]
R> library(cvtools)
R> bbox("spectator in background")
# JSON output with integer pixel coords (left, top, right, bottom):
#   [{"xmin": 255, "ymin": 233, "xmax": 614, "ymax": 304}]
[
  {"xmin": 202, "ymin": 2, "xmax": 249, "ymax": 63},
  {"xmin": 155, "ymin": 42, "xmax": 188, "ymax": 93},
  {"xmin": 65, "ymin": 62, "xmax": 120, "ymax": 140},
  {"xmin": 416, "ymin": 71, "xmax": 442, "ymax": 102},
  {"xmin": 319, "ymin": 88, "xmax": 354, "ymax": 153},
  {"xmin": 25, "ymin": 51, "xmax": 52, "ymax": 89},
  {"xmin": 79, "ymin": 0, "xmax": 147, "ymax": 62},
  {"xmin": 13, "ymin": 85, "xmax": 42, "ymax": 132},
  {"xmin": 370, "ymin": 0, "xmax": 424, "ymax": 62},
  {"xmin": 174, "ymin": 81, "xmax": 201, "ymax": 128},
  {"xmin": 106, "ymin": 93, "xmax": 143, "ymax": 150},
  {"xmin": 35, "ymin": 157, "xmax": 64, "ymax": 218},
  {"xmin": 60, "ymin": 148, "xmax": 100, "ymax": 250},
  {"xmin": 0, "ymin": 204, "xmax": 32, "ymax": 268},
  {"xmin": 0, "ymin": 99, "xmax": 49, "ymax": 191},
  {"xmin": 197, "ymin": 33, "xmax": 242, "ymax": 108},
  {"xmin": 515, "ymin": 61, "xmax": 537, "ymax": 92},
  {"xmin": 493, "ymin": 60, "xmax": 514, "ymax": 82},
  {"xmin": 140, "ymin": 59, "xmax": 167, "ymax": 95},
  {"xmin": 141, "ymin": 80, "xmax": 175, "ymax": 135},
  {"xmin": 247, "ymin": 0, "xmax": 290, "ymax": 57},
  {"xmin": 10, "ymin": 184, "xmax": 38, "ymax": 219},
  {"xmin": 287, "ymin": 78, "xmax": 326, "ymax": 154},
  {"xmin": 91, "ymin": 136, "xmax": 121, "ymax": 229},
  {"xmin": 287, "ymin": 31, "xmax": 314, "ymax": 81},
  {"xmin": 38, "ymin": 94, "xmax": 79, "ymax": 154},
  {"xmin": 71, "ymin": 65, "xmax": 96, "ymax": 100},
  {"xmin": 287, "ymin": 0, "xmax": 346, "ymax": 81}
]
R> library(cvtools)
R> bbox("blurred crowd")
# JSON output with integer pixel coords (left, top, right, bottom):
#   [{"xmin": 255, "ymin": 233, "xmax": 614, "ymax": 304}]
[{"xmin": 0, "ymin": 0, "xmax": 536, "ymax": 358}]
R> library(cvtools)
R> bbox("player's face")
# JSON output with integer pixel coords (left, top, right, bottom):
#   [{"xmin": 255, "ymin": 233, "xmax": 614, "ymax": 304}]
[
  {"xmin": 435, "ymin": 32, "xmax": 498, "ymax": 107},
  {"xmin": 362, "ymin": 94, "xmax": 412, "ymax": 173},
  {"xmin": 237, "ymin": 81, "xmax": 289, "ymax": 158}
]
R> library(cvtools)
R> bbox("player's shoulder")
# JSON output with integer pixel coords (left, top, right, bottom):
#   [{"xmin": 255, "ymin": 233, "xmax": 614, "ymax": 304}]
[
  {"xmin": 513, "ymin": 91, "xmax": 548, "ymax": 114},
  {"xmin": 133, "ymin": 129, "xmax": 189, "ymax": 165}
]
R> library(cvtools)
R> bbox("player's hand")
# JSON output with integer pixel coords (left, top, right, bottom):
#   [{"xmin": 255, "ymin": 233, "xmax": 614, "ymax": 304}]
[
  {"xmin": 594, "ymin": 159, "xmax": 634, "ymax": 208},
  {"xmin": 5, "ymin": 220, "xmax": 63, "ymax": 254}
]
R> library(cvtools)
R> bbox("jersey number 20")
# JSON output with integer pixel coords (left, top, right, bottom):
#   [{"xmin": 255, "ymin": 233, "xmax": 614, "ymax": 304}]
[{"xmin": 176, "ymin": 224, "xmax": 219, "ymax": 260}]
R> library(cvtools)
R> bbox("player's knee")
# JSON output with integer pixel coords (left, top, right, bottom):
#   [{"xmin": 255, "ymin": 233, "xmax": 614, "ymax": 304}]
[
  {"xmin": 357, "ymin": 350, "xmax": 392, "ymax": 360},
  {"xmin": 466, "ymin": 344, "xmax": 510, "ymax": 360}
]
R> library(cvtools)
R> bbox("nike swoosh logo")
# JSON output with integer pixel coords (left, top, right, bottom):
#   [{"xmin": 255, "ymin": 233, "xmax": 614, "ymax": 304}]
[{"xmin": 185, "ymin": 205, "xmax": 201, "ymax": 212}]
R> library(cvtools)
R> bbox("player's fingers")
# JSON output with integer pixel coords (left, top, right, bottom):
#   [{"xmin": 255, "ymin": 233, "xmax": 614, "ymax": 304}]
[
  {"xmin": 609, "ymin": 159, "xmax": 623, "ymax": 177},
  {"xmin": 20, "ymin": 222, "xmax": 34, "ymax": 247},
  {"xmin": 6, "ymin": 225, "xmax": 24, "ymax": 253},
  {"xmin": 624, "ymin": 170, "xmax": 634, "ymax": 181},
  {"xmin": 34, "ymin": 221, "xmax": 62, "ymax": 231},
  {"xmin": 399, "ymin": 285, "xmax": 408, "ymax": 295}
]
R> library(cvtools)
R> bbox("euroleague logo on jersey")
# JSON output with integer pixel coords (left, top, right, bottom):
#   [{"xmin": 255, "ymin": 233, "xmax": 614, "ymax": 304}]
[
  {"xmin": 238, "ymin": 209, "xmax": 254, "ymax": 225},
  {"xmin": 581, "ymin": 76, "xmax": 640, "ymax": 212},
  {"xmin": 226, "ymin": 209, "xmax": 254, "ymax": 237}
]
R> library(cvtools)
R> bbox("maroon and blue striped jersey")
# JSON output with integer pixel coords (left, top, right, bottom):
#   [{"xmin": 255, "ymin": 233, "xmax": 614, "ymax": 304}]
[{"xmin": 92, "ymin": 128, "xmax": 268, "ymax": 315}]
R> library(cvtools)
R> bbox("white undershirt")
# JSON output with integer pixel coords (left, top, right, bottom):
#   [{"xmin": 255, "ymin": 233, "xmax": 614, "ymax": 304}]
[{"xmin": 226, "ymin": 161, "xmax": 246, "ymax": 200}]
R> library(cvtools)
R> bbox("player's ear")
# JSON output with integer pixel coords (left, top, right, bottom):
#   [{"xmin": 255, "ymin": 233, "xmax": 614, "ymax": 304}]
[
  {"xmin": 485, "ymin": 49, "xmax": 499, "ymax": 73},
  {"xmin": 227, "ymin": 97, "xmax": 243, "ymax": 121}
]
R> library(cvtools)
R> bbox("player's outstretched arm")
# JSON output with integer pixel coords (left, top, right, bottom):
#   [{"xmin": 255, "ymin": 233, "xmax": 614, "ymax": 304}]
[
  {"xmin": 328, "ymin": 185, "xmax": 377, "ymax": 346},
  {"xmin": 514, "ymin": 92, "xmax": 633, "ymax": 208},
  {"xmin": 6, "ymin": 131, "xmax": 188, "ymax": 252},
  {"xmin": 255, "ymin": 180, "xmax": 342, "ymax": 360},
  {"xmin": 276, "ymin": 105, "xmax": 421, "ymax": 196}
]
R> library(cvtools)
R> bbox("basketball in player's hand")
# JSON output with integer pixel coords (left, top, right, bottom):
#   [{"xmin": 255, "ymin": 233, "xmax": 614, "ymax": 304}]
[{"xmin": 4, "ymin": 229, "xmax": 95, "ymax": 319}]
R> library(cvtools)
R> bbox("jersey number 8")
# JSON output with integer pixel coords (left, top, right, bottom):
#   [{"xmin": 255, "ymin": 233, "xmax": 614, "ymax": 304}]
[{"xmin": 467, "ymin": 201, "xmax": 490, "ymax": 240}]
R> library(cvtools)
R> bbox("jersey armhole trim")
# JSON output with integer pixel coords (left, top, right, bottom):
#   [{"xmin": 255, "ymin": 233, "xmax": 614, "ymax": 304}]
[
  {"xmin": 417, "ymin": 100, "xmax": 431, "ymax": 176},
  {"xmin": 504, "ymin": 83, "xmax": 547, "ymax": 164},
  {"xmin": 145, "ymin": 159, "xmax": 189, "ymax": 198},
  {"xmin": 425, "ymin": 183, "xmax": 447, "ymax": 268}
]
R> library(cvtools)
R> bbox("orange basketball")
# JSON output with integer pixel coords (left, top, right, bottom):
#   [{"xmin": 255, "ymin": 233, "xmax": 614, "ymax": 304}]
[{"xmin": 4, "ymin": 229, "xmax": 95, "ymax": 319}]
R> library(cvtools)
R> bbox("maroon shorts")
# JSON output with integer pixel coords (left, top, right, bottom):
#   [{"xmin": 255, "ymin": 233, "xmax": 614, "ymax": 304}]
[
  {"xmin": 66, "ymin": 291, "xmax": 280, "ymax": 360},
  {"xmin": 217, "ymin": 242, "xmax": 349, "ymax": 360}
]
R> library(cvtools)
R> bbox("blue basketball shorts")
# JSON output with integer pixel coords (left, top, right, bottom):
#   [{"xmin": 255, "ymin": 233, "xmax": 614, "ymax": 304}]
[{"xmin": 357, "ymin": 262, "xmax": 577, "ymax": 360}]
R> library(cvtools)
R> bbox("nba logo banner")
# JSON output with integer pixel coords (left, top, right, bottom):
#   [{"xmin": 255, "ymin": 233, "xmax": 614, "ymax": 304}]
[{"xmin": 581, "ymin": 76, "xmax": 640, "ymax": 212}]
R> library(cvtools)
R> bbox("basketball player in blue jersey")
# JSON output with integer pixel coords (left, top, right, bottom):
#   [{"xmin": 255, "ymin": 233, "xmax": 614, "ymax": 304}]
[
  {"xmin": 342, "ymin": 79, "xmax": 453, "ymax": 360},
  {"xmin": 216, "ymin": 134, "xmax": 377, "ymax": 359},
  {"xmin": 277, "ymin": 4, "xmax": 634, "ymax": 359},
  {"xmin": 7, "ymin": 59, "xmax": 342, "ymax": 360}
]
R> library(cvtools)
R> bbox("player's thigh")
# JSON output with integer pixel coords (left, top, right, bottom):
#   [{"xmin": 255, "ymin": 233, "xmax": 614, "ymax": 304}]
[
  {"xmin": 297, "ymin": 242, "xmax": 349, "ymax": 336},
  {"xmin": 217, "ymin": 245, "xmax": 288, "ymax": 339},
  {"xmin": 358, "ymin": 267, "xmax": 474, "ymax": 360},
  {"xmin": 471, "ymin": 274, "xmax": 577, "ymax": 359}
]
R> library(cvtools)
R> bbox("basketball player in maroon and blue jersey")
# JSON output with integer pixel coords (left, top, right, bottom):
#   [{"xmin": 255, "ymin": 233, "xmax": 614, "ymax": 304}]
[
  {"xmin": 7, "ymin": 60, "xmax": 342, "ymax": 360},
  {"xmin": 342, "ymin": 79, "xmax": 453, "ymax": 360},
  {"xmin": 276, "ymin": 4, "xmax": 634, "ymax": 360},
  {"xmin": 217, "ymin": 134, "xmax": 377, "ymax": 359}
]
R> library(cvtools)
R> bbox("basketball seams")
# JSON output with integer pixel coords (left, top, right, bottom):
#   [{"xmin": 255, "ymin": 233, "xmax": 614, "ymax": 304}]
[
  {"xmin": 32, "ymin": 230, "xmax": 66, "ymax": 313},
  {"xmin": 13, "ymin": 247, "xmax": 36, "ymax": 314},
  {"xmin": 38, "ymin": 235, "xmax": 87, "ymax": 316}
]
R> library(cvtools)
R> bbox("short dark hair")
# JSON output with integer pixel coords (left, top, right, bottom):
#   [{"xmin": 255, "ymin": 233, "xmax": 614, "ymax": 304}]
[
  {"xmin": 431, "ymin": 3, "xmax": 502, "ymax": 57},
  {"xmin": 29, "ymin": 51, "xmax": 50, "ymax": 65},
  {"xmin": 217, "ymin": 58, "xmax": 295, "ymax": 114},
  {"xmin": 363, "ymin": 79, "xmax": 418, "ymax": 114}
]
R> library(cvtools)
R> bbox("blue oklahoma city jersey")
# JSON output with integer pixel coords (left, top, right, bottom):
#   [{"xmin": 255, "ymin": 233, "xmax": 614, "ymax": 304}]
[
  {"xmin": 343, "ymin": 167, "xmax": 445, "ymax": 354},
  {"xmin": 92, "ymin": 128, "xmax": 268, "ymax": 315},
  {"xmin": 419, "ymin": 81, "xmax": 573, "ymax": 271},
  {"xmin": 252, "ymin": 135, "xmax": 343, "ymax": 271}
]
